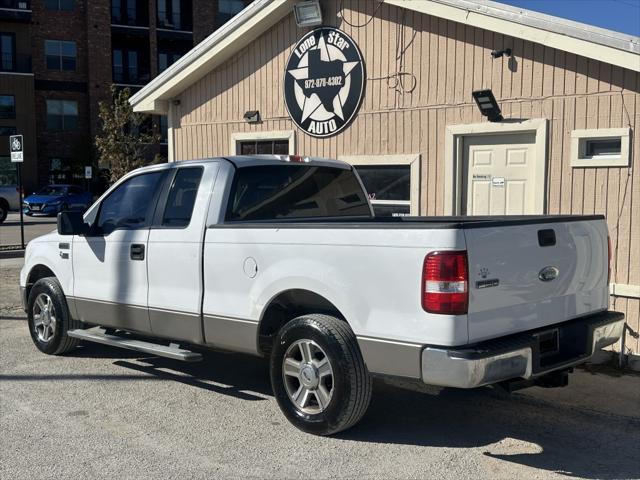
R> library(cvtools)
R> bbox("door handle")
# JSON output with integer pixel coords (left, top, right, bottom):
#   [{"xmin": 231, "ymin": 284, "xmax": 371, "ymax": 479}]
[{"xmin": 130, "ymin": 244, "xmax": 145, "ymax": 261}]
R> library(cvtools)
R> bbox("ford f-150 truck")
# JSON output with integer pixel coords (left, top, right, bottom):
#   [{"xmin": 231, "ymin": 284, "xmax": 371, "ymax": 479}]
[{"xmin": 20, "ymin": 156, "xmax": 625, "ymax": 435}]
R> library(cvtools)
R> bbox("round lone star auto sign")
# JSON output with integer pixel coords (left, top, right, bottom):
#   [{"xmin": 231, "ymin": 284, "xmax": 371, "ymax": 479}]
[{"xmin": 284, "ymin": 27, "xmax": 365, "ymax": 138}]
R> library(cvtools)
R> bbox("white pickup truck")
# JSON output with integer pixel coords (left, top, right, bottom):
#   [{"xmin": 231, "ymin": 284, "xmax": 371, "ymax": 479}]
[{"xmin": 20, "ymin": 156, "xmax": 624, "ymax": 435}]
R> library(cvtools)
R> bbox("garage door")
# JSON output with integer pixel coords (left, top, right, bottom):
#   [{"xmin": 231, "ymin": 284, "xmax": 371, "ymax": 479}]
[{"xmin": 464, "ymin": 132, "xmax": 539, "ymax": 215}]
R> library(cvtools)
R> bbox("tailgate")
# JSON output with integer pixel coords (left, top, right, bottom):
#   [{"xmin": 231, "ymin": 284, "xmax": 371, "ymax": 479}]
[{"xmin": 464, "ymin": 217, "xmax": 609, "ymax": 343}]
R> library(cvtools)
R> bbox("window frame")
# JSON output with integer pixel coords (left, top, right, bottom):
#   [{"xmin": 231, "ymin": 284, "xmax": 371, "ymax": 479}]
[
  {"xmin": 45, "ymin": 39, "xmax": 77, "ymax": 71},
  {"xmin": 0, "ymin": 94, "xmax": 16, "ymax": 119},
  {"xmin": 571, "ymin": 128, "xmax": 631, "ymax": 168},
  {"xmin": 230, "ymin": 130, "xmax": 295, "ymax": 156},
  {"xmin": 151, "ymin": 166, "xmax": 204, "ymax": 230},
  {"xmin": 339, "ymin": 154, "xmax": 421, "ymax": 216},
  {"xmin": 91, "ymin": 170, "xmax": 167, "ymax": 235},
  {"xmin": 0, "ymin": 32, "xmax": 16, "ymax": 72},
  {"xmin": 45, "ymin": 0, "xmax": 75, "ymax": 11},
  {"xmin": 46, "ymin": 99, "xmax": 79, "ymax": 131}
]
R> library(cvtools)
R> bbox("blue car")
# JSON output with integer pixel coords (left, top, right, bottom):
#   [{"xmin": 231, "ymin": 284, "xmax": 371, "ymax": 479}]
[{"xmin": 23, "ymin": 185, "xmax": 92, "ymax": 216}]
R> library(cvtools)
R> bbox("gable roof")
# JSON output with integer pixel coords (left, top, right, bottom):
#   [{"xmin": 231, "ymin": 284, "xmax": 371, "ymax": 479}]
[{"xmin": 131, "ymin": 0, "xmax": 640, "ymax": 114}]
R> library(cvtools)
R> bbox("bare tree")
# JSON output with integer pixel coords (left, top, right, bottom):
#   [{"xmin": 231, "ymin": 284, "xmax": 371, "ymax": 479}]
[{"xmin": 95, "ymin": 85, "xmax": 164, "ymax": 184}]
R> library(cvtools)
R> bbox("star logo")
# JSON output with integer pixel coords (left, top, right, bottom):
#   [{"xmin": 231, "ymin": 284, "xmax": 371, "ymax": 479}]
[{"xmin": 284, "ymin": 28, "xmax": 365, "ymax": 138}]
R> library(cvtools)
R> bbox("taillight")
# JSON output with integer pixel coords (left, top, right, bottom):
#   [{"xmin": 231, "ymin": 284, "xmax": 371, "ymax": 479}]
[
  {"xmin": 607, "ymin": 236, "xmax": 612, "ymax": 284},
  {"xmin": 422, "ymin": 251, "xmax": 468, "ymax": 315}
]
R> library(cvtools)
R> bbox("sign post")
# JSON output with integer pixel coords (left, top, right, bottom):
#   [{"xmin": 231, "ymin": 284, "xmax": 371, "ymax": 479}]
[{"xmin": 10, "ymin": 134, "xmax": 25, "ymax": 249}]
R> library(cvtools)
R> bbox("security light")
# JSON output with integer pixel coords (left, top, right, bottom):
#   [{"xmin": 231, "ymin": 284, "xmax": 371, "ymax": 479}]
[
  {"xmin": 490, "ymin": 48, "xmax": 512, "ymax": 59},
  {"xmin": 243, "ymin": 110, "xmax": 261, "ymax": 124},
  {"xmin": 472, "ymin": 89, "xmax": 503, "ymax": 122},
  {"xmin": 294, "ymin": 0, "xmax": 323, "ymax": 28}
]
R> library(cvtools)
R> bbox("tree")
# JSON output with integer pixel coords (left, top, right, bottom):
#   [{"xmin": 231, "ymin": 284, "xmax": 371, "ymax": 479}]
[{"xmin": 95, "ymin": 85, "xmax": 164, "ymax": 184}]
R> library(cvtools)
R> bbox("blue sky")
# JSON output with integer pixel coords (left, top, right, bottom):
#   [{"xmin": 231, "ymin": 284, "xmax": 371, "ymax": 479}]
[{"xmin": 500, "ymin": 0, "xmax": 640, "ymax": 36}]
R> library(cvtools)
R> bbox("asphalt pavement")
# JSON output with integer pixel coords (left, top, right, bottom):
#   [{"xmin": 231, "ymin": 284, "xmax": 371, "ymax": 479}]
[
  {"xmin": 1, "ymin": 257, "xmax": 639, "ymax": 480},
  {"xmin": 0, "ymin": 212, "xmax": 57, "ymax": 247}
]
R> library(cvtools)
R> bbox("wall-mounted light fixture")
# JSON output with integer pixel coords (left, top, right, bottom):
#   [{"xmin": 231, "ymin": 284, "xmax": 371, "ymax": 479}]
[
  {"xmin": 491, "ymin": 48, "xmax": 512, "ymax": 59},
  {"xmin": 294, "ymin": 0, "xmax": 323, "ymax": 28},
  {"xmin": 243, "ymin": 110, "xmax": 261, "ymax": 124},
  {"xmin": 472, "ymin": 89, "xmax": 503, "ymax": 122}
]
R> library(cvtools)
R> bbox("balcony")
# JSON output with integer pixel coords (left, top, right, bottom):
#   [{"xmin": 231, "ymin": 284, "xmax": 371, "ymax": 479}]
[
  {"xmin": 157, "ymin": 10, "xmax": 192, "ymax": 32},
  {"xmin": 112, "ymin": 65, "xmax": 150, "ymax": 86},
  {"xmin": 0, "ymin": 53, "xmax": 32, "ymax": 74},
  {"xmin": 111, "ymin": 5, "xmax": 148, "ymax": 28},
  {"xmin": 0, "ymin": 0, "xmax": 31, "ymax": 22}
]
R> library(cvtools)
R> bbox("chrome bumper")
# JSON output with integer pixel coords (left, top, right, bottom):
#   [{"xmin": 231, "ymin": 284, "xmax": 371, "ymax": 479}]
[{"xmin": 422, "ymin": 312, "xmax": 625, "ymax": 389}]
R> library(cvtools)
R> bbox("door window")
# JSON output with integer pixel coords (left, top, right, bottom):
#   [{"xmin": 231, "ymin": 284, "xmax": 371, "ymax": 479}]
[
  {"xmin": 96, "ymin": 171, "xmax": 164, "ymax": 234},
  {"xmin": 162, "ymin": 167, "xmax": 203, "ymax": 227}
]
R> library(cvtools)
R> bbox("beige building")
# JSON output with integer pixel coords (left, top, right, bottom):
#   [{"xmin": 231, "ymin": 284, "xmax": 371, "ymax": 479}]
[{"xmin": 130, "ymin": 0, "xmax": 640, "ymax": 354}]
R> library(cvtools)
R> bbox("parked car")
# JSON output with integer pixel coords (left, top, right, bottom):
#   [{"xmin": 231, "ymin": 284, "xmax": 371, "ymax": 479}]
[
  {"xmin": 20, "ymin": 156, "xmax": 624, "ymax": 435},
  {"xmin": 22, "ymin": 185, "xmax": 92, "ymax": 216},
  {"xmin": 0, "ymin": 184, "xmax": 20, "ymax": 224}
]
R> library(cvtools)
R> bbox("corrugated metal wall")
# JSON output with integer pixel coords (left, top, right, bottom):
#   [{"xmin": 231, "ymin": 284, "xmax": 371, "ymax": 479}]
[{"xmin": 172, "ymin": 1, "xmax": 639, "ymax": 353}]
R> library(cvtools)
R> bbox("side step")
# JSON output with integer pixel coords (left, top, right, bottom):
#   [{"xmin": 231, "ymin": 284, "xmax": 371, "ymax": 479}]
[{"xmin": 67, "ymin": 328, "xmax": 203, "ymax": 362}]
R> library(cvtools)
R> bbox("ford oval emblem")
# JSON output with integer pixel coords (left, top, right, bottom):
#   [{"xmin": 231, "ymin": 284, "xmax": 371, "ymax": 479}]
[{"xmin": 539, "ymin": 266, "xmax": 559, "ymax": 282}]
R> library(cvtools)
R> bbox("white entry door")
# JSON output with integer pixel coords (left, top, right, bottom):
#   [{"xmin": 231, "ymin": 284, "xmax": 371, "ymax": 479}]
[{"xmin": 464, "ymin": 132, "xmax": 540, "ymax": 215}]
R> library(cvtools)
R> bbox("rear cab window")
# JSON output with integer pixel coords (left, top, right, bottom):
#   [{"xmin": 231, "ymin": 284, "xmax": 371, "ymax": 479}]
[
  {"xmin": 162, "ymin": 167, "xmax": 204, "ymax": 227},
  {"xmin": 225, "ymin": 164, "xmax": 371, "ymax": 222}
]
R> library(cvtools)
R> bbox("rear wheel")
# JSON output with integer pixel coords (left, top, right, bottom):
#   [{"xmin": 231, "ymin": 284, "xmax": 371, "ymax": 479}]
[
  {"xmin": 27, "ymin": 277, "xmax": 81, "ymax": 355},
  {"xmin": 270, "ymin": 314, "xmax": 372, "ymax": 435}
]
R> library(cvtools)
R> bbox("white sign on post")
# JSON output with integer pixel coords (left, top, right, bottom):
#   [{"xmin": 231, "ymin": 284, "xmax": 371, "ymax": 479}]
[
  {"xmin": 84, "ymin": 166, "xmax": 93, "ymax": 179},
  {"xmin": 10, "ymin": 135, "xmax": 23, "ymax": 163}
]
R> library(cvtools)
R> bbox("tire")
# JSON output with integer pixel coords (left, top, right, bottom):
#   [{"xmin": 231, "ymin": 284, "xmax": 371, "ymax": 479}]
[
  {"xmin": 27, "ymin": 277, "xmax": 81, "ymax": 355},
  {"xmin": 270, "ymin": 314, "xmax": 372, "ymax": 435},
  {"xmin": 0, "ymin": 199, "xmax": 8, "ymax": 224}
]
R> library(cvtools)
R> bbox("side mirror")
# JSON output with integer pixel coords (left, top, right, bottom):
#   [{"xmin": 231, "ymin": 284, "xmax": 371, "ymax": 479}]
[{"xmin": 57, "ymin": 211, "xmax": 89, "ymax": 236}]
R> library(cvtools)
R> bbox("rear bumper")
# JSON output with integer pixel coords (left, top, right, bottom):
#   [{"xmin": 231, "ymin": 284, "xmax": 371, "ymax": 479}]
[{"xmin": 421, "ymin": 310, "xmax": 625, "ymax": 388}]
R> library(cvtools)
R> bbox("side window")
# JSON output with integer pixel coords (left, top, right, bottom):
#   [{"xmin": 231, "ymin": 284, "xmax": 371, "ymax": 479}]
[
  {"xmin": 162, "ymin": 167, "xmax": 203, "ymax": 227},
  {"xmin": 97, "ymin": 171, "xmax": 164, "ymax": 234},
  {"xmin": 225, "ymin": 165, "xmax": 371, "ymax": 221}
]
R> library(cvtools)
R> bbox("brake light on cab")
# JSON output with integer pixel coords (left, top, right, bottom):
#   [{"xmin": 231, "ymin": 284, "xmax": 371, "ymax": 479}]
[{"xmin": 422, "ymin": 251, "xmax": 469, "ymax": 315}]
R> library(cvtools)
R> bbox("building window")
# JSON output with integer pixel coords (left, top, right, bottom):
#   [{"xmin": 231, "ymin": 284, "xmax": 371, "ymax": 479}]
[
  {"xmin": 238, "ymin": 140, "xmax": 290, "ymax": 155},
  {"xmin": 0, "ymin": 33, "xmax": 15, "ymax": 71},
  {"xmin": 571, "ymin": 128, "xmax": 631, "ymax": 167},
  {"xmin": 355, "ymin": 165, "xmax": 411, "ymax": 216},
  {"xmin": 158, "ymin": 51, "xmax": 182, "ymax": 72},
  {"xmin": 0, "ymin": 156, "xmax": 17, "ymax": 185},
  {"xmin": 46, "ymin": 100, "xmax": 78, "ymax": 131},
  {"xmin": 0, "ymin": 95, "xmax": 15, "ymax": 119},
  {"xmin": 159, "ymin": 115, "xmax": 168, "ymax": 143},
  {"xmin": 45, "ymin": 40, "xmax": 77, "ymax": 71},
  {"xmin": 339, "ymin": 154, "xmax": 421, "ymax": 216},
  {"xmin": 0, "ymin": 126, "xmax": 17, "ymax": 136},
  {"xmin": 231, "ymin": 131, "xmax": 295, "ymax": 156},
  {"xmin": 112, "ymin": 48, "xmax": 145, "ymax": 84},
  {"xmin": 157, "ymin": 0, "xmax": 192, "ymax": 31},
  {"xmin": 45, "ymin": 0, "xmax": 74, "ymax": 11},
  {"xmin": 218, "ymin": 0, "xmax": 245, "ymax": 25}
]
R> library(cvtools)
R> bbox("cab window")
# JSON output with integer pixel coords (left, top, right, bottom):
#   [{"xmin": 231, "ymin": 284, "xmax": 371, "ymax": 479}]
[
  {"xmin": 96, "ymin": 171, "xmax": 164, "ymax": 234},
  {"xmin": 162, "ymin": 167, "xmax": 203, "ymax": 227}
]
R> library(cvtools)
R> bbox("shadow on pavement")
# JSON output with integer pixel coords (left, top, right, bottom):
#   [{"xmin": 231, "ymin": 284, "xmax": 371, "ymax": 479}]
[{"xmin": 33, "ymin": 341, "xmax": 640, "ymax": 479}]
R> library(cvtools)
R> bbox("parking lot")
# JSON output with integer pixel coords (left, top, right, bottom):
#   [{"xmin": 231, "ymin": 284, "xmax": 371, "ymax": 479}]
[
  {"xmin": 0, "ymin": 213, "xmax": 56, "ymax": 248},
  {"xmin": 1, "ymin": 257, "xmax": 639, "ymax": 480}
]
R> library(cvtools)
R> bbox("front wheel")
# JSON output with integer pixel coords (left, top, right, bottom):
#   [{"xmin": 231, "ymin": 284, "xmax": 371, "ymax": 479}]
[
  {"xmin": 270, "ymin": 314, "xmax": 372, "ymax": 435},
  {"xmin": 27, "ymin": 277, "xmax": 81, "ymax": 355}
]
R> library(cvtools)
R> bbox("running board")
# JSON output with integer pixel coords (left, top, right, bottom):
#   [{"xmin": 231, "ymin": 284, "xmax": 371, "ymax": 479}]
[{"xmin": 67, "ymin": 328, "xmax": 203, "ymax": 362}]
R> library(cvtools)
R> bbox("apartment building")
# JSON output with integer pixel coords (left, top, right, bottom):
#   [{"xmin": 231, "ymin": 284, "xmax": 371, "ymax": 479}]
[{"xmin": 0, "ymin": 0, "xmax": 251, "ymax": 192}]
